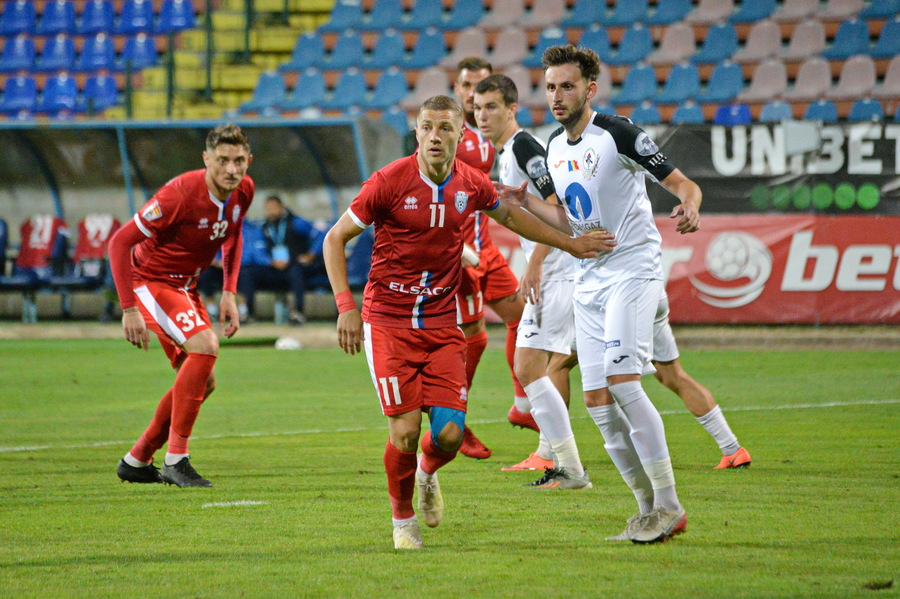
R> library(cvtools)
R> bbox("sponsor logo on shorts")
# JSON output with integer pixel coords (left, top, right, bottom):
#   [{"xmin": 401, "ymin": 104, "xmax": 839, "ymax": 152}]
[
  {"xmin": 612, "ymin": 355, "xmax": 629, "ymax": 364},
  {"xmin": 605, "ymin": 340, "xmax": 621, "ymax": 349},
  {"xmin": 524, "ymin": 332, "xmax": 538, "ymax": 338}
]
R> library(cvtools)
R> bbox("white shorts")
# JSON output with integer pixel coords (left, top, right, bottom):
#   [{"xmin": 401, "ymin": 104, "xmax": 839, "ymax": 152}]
[
  {"xmin": 516, "ymin": 279, "xmax": 575, "ymax": 355},
  {"xmin": 652, "ymin": 292, "xmax": 680, "ymax": 363},
  {"xmin": 574, "ymin": 278, "xmax": 664, "ymax": 391}
]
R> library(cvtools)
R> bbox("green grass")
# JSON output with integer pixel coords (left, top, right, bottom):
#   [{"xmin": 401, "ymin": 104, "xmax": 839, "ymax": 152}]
[{"xmin": 1, "ymin": 339, "xmax": 897, "ymax": 598}]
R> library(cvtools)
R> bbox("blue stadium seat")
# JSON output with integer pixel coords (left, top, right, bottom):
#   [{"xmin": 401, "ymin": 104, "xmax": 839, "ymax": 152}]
[
  {"xmin": 516, "ymin": 106, "xmax": 533, "ymax": 127},
  {"xmin": 156, "ymin": 0, "xmax": 195, "ymax": 33},
  {"xmin": 522, "ymin": 27, "xmax": 566, "ymax": 69},
  {"xmin": 441, "ymin": 0, "xmax": 484, "ymax": 30},
  {"xmin": 37, "ymin": 0, "xmax": 77, "ymax": 35},
  {"xmin": 366, "ymin": 67, "xmax": 407, "ymax": 109},
  {"xmin": 606, "ymin": 0, "xmax": 649, "ymax": 26},
  {"xmin": 696, "ymin": 61, "xmax": 743, "ymax": 104},
  {"xmin": 860, "ymin": 0, "xmax": 899, "ymax": 18},
  {"xmin": 0, "ymin": 0, "xmax": 36, "ymax": 35},
  {"xmin": 713, "ymin": 103, "xmax": 752, "ymax": 126},
  {"xmin": 759, "ymin": 100, "xmax": 792, "ymax": 122},
  {"xmin": 606, "ymin": 24, "xmax": 653, "ymax": 65},
  {"xmin": 0, "ymin": 34, "xmax": 35, "ymax": 73},
  {"xmin": 593, "ymin": 102, "xmax": 615, "ymax": 115},
  {"xmin": 579, "ymin": 25, "xmax": 613, "ymax": 64},
  {"xmin": 321, "ymin": 68, "xmax": 366, "ymax": 110},
  {"xmin": 871, "ymin": 17, "xmax": 900, "ymax": 59},
  {"xmin": 319, "ymin": 0, "xmax": 364, "ymax": 32},
  {"xmin": 730, "ymin": 0, "xmax": 775, "ymax": 23},
  {"xmin": 78, "ymin": 0, "xmax": 115, "ymax": 35},
  {"xmin": 692, "ymin": 23, "xmax": 738, "ymax": 64},
  {"xmin": 404, "ymin": 28, "xmax": 444, "ymax": 70},
  {"xmin": 612, "ymin": 63, "xmax": 656, "ymax": 105},
  {"xmin": 630, "ymin": 101, "xmax": 661, "ymax": 125},
  {"xmin": 822, "ymin": 18, "xmax": 870, "ymax": 60},
  {"xmin": 561, "ymin": 0, "xmax": 604, "ymax": 28},
  {"xmin": 365, "ymin": 28, "xmax": 405, "ymax": 69},
  {"xmin": 403, "ymin": 0, "xmax": 443, "ymax": 30},
  {"xmin": 895, "ymin": 103, "xmax": 900, "ymax": 121},
  {"xmin": 35, "ymin": 34, "xmax": 76, "ymax": 72},
  {"xmin": 0, "ymin": 218, "xmax": 7, "ymax": 275},
  {"xmin": 37, "ymin": 73, "xmax": 78, "ymax": 115},
  {"xmin": 0, "ymin": 73, "xmax": 37, "ymax": 115},
  {"xmin": 279, "ymin": 68, "xmax": 326, "ymax": 111},
  {"xmin": 848, "ymin": 98, "xmax": 883, "ymax": 122},
  {"xmin": 645, "ymin": 0, "xmax": 692, "ymax": 26},
  {"xmin": 671, "ymin": 100, "xmax": 705, "ymax": 124},
  {"xmin": 76, "ymin": 33, "xmax": 116, "ymax": 71},
  {"xmin": 804, "ymin": 99, "xmax": 838, "ymax": 123},
  {"xmin": 656, "ymin": 62, "xmax": 700, "ymax": 104},
  {"xmin": 381, "ymin": 105, "xmax": 410, "ymax": 136},
  {"xmin": 117, "ymin": 33, "xmax": 157, "ymax": 71},
  {"xmin": 239, "ymin": 71, "xmax": 286, "ymax": 114},
  {"xmin": 365, "ymin": 0, "xmax": 403, "ymax": 31},
  {"xmin": 116, "ymin": 0, "xmax": 154, "ymax": 34},
  {"xmin": 324, "ymin": 30, "xmax": 364, "ymax": 70},
  {"xmin": 280, "ymin": 32, "xmax": 324, "ymax": 72},
  {"xmin": 78, "ymin": 74, "xmax": 119, "ymax": 113}
]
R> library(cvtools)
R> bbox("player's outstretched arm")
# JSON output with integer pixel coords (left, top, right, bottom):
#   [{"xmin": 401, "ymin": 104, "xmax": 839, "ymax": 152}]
[
  {"xmin": 323, "ymin": 213, "xmax": 366, "ymax": 355},
  {"xmin": 108, "ymin": 221, "xmax": 150, "ymax": 351},
  {"xmin": 494, "ymin": 181, "xmax": 572, "ymax": 234},
  {"xmin": 660, "ymin": 168, "xmax": 702, "ymax": 235}
]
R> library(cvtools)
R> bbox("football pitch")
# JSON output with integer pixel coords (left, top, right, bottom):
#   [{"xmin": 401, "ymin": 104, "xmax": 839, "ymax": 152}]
[{"xmin": 1, "ymin": 337, "xmax": 897, "ymax": 598}]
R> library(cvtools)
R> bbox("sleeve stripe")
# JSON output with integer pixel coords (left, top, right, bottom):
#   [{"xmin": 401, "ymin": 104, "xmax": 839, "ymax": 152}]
[
  {"xmin": 133, "ymin": 214, "xmax": 153, "ymax": 237},
  {"xmin": 347, "ymin": 208, "xmax": 369, "ymax": 229}
]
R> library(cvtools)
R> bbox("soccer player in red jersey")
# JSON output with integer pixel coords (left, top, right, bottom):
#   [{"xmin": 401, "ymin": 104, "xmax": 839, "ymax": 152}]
[
  {"xmin": 452, "ymin": 57, "xmax": 531, "ymax": 460},
  {"xmin": 109, "ymin": 124, "xmax": 254, "ymax": 488},
  {"xmin": 322, "ymin": 95, "xmax": 615, "ymax": 549}
]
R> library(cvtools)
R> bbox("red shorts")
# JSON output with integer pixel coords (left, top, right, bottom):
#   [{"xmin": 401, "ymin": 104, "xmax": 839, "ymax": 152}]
[
  {"xmin": 134, "ymin": 282, "xmax": 212, "ymax": 368},
  {"xmin": 362, "ymin": 323, "xmax": 468, "ymax": 416},
  {"xmin": 456, "ymin": 244, "xmax": 519, "ymax": 324}
]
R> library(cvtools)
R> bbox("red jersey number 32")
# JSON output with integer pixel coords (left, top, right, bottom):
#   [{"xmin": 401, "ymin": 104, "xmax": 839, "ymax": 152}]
[{"xmin": 210, "ymin": 220, "xmax": 228, "ymax": 240}]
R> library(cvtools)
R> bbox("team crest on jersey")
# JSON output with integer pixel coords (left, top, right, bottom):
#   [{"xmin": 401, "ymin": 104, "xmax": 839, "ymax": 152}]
[
  {"xmin": 635, "ymin": 132, "xmax": 659, "ymax": 156},
  {"xmin": 403, "ymin": 196, "xmax": 419, "ymax": 209},
  {"xmin": 198, "ymin": 217, "xmax": 209, "ymax": 229},
  {"xmin": 141, "ymin": 200, "xmax": 163, "ymax": 222},
  {"xmin": 582, "ymin": 148, "xmax": 600, "ymax": 180},
  {"xmin": 232, "ymin": 205, "xmax": 241, "ymax": 223},
  {"xmin": 454, "ymin": 191, "xmax": 468, "ymax": 213}
]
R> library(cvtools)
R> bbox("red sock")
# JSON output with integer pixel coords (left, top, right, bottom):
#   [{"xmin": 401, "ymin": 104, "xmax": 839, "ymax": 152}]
[
  {"xmin": 383, "ymin": 440, "xmax": 417, "ymax": 520},
  {"xmin": 505, "ymin": 319, "xmax": 526, "ymax": 398},
  {"xmin": 130, "ymin": 389, "xmax": 173, "ymax": 463},
  {"xmin": 419, "ymin": 430, "xmax": 457, "ymax": 475},
  {"xmin": 465, "ymin": 330, "xmax": 488, "ymax": 388},
  {"xmin": 167, "ymin": 353, "xmax": 217, "ymax": 455}
]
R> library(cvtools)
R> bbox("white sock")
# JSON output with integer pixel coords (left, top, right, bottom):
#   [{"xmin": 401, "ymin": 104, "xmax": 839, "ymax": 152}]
[
  {"xmin": 416, "ymin": 455, "xmax": 435, "ymax": 480},
  {"xmin": 610, "ymin": 381, "xmax": 671, "ymax": 464},
  {"xmin": 536, "ymin": 431, "xmax": 554, "ymax": 461},
  {"xmin": 164, "ymin": 452, "xmax": 189, "ymax": 466},
  {"xmin": 587, "ymin": 403, "xmax": 653, "ymax": 515},
  {"xmin": 123, "ymin": 452, "xmax": 149, "ymax": 468},
  {"xmin": 525, "ymin": 377, "xmax": 583, "ymax": 474},
  {"xmin": 644, "ymin": 458, "xmax": 682, "ymax": 512},
  {"xmin": 513, "ymin": 395, "xmax": 532, "ymax": 414},
  {"xmin": 392, "ymin": 515, "xmax": 417, "ymax": 527},
  {"xmin": 696, "ymin": 405, "xmax": 741, "ymax": 456}
]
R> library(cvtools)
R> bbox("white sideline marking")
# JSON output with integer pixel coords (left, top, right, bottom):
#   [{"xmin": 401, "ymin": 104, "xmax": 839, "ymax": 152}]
[
  {"xmin": 201, "ymin": 500, "xmax": 268, "ymax": 509},
  {"xmin": 1, "ymin": 399, "xmax": 897, "ymax": 454}
]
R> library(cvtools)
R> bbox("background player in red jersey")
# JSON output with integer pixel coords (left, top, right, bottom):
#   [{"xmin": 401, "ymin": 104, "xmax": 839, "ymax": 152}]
[
  {"xmin": 109, "ymin": 124, "xmax": 254, "ymax": 488},
  {"xmin": 452, "ymin": 57, "xmax": 531, "ymax": 460},
  {"xmin": 322, "ymin": 96, "xmax": 614, "ymax": 550}
]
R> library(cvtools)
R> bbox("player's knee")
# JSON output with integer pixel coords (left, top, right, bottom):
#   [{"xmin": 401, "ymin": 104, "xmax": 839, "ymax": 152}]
[
  {"xmin": 429, "ymin": 406, "xmax": 466, "ymax": 452},
  {"xmin": 653, "ymin": 361, "xmax": 685, "ymax": 392},
  {"xmin": 390, "ymin": 428, "xmax": 420, "ymax": 453}
]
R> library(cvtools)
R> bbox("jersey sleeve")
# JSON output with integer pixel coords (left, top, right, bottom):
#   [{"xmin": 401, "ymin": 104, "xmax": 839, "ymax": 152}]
[
  {"xmin": 511, "ymin": 135, "xmax": 556, "ymax": 200},
  {"xmin": 348, "ymin": 173, "xmax": 386, "ymax": 228},
  {"xmin": 474, "ymin": 170, "xmax": 500, "ymax": 212},
  {"xmin": 133, "ymin": 181, "xmax": 180, "ymax": 238},
  {"xmin": 604, "ymin": 115, "xmax": 676, "ymax": 183}
]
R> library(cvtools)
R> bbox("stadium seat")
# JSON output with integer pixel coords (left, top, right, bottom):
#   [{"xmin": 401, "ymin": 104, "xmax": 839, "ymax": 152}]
[
  {"xmin": 280, "ymin": 32, "xmax": 324, "ymax": 72},
  {"xmin": 156, "ymin": 0, "xmax": 195, "ymax": 33},
  {"xmin": 606, "ymin": 0, "xmax": 649, "ymax": 26},
  {"xmin": 321, "ymin": 68, "xmax": 366, "ymax": 111},
  {"xmin": 34, "ymin": 33, "xmax": 76, "ymax": 72},
  {"xmin": 779, "ymin": 18, "xmax": 826, "ymax": 61},
  {"xmin": 873, "ymin": 56, "xmax": 900, "ymax": 101},
  {"xmin": 439, "ymin": 27, "xmax": 487, "ymax": 69},
  {"xmin": 0, "ymin": 73, "xmax": 37, "ymax": 115},
  {"xmin": 37, "ymin": 0, "xmax": 76, "ymax": 36},
  {"xmin": 402, "ymin": 0, "xmax": 443, "ymax": 30},
  {"xmin": 522, "ymin": 27, "xmax": 566, "ymax": 69},
  {"xmin": 441, "ymin": 0, "xmax": 484, "ymax": 30},
  {"xmin": 75, "ymin": 32, "xmax": 115, "ymax": 71},
  {"xmin": 686, "ymin": 0, "xmax": 734, "ymax": 24},
  {"xmin": 365, "ymin": 28, "xmax": 405, "ymax": 70},
  {"xmin": 366, "ymin": 67, "xmax": 408, "ymax": 109},
  {"xmin": 713, "ymin": 103, "xmax": 752, "ymax": 126},
  {"xmin": 117, "ymin": 33, "xmax": 157, "ymax": 71},
  {"xmin": 871, "ymin": 16, "xmax": 900, "ymax": 59},
  {"xmin": 324, "ymin": 30, "xmax": 364, "ymax": 70},
  {"xmin": 0, "ymin": 217, "xmax": 7, "ymax": 275},
  {"xmin": 737, "ymin": 58, "xmax": 788, "ymax": 102},
  {"xmin": 612, "ymin": 63, "xmax": 657, "ymax": 106},
  {"xmin": 730, "ymin": 0, "xmax": 775, "ymax": 23},
  {"xmin": 895, "ymin": 103, "xmax": 900, "ymax": 121},
  {"xmin": 560, "ymin": 0, "xmax": 603, "ymax": 28},
  {"xmin": 400, "ymin": 66, "xmax": 448, "ymax": 111},
  {"xmin": 819, "ymin": 0, "xmax": 864, "ymax": 21},
  {"xmin": 239, "ymin": 71, "xmax": 286, "ymax": 114},
  {"xmin": 480, "ymin": 0, "xmax": 524, "ymax": 31},
  {"xmin": 364, "ymin": 0, "xmax": 403, "ymax": 31},
  {"xmin": 827, "ymin": 54, "xmax": 876, "ymax": 100},
  {"xmin": 78, "ymin": 74, "xmax": 119, "ymax": 113},
  {"xmin": 49, "ymin": 214, "xmax": 120, "ymax": 293},
  {"xmin": 116, "ymin": 0, "xmax": 154, "ymax": 34},
  {"xmin": 515, "ymin": 105, "xmax": 533, "ymax": 127},
  {"xmin": 78, "ymin": 0, "xmax": 115, "ymax": 35},
  {"xmin": 783, "ymin": 56, "xmax": 831, "ymax": 101},
  {"xmin": 647, "ymin": 22, "xmax": 695, "ymax": 65},
  {"xmin": 772, "ymin": 0, "xmax": 818, "ymax": 22},
  {"xmin": 278, "ymin": 67, "xmax": 325, "ymax": 112},
  {"xmin": 37, "ymin": 72, "xmax": 78, "ymax": 115},
  {"xmin": 593, "ymin": 102, "xmax": 615, "ymax": 115},
  {"xmin": 504, "ymin": 64, "xmax": 533, "ymax": 105},
  {"xmin": 803, "ymin": 98, "xmax": 838, "ymax": 122},
  {"xmin": 381, "ymin": 105, "xmax": 410, "ymax": 136},
  {"xmin": 848, "ymin": 98, "xmax": 883, "ymax": 122},
  {"xmin": 692, "ymin": 23, "xmax": 738, "ymax": 64},
  {"xmin": 822, "ymin": 18, "xmax": 870, "ymax": 60},
  {"xmin": 0, "ymin": 214, "xmax": 69, "ymax": 322},
  {"xmin": 404, "ymin": 27, "xmax": 444, "ymax": 70},
  {"xmin": 671, "ymin": 100, "xmax": 706, "ymax": 123},
  {"xmin": 521, "ymin": 0, "xmax": 567, "ymax": 29},
  {"xmin": 0, "ymin": 34, "xmax": 35, "ymax": 73},
  {"xmin": 696, "ymin": 61, "xmax": 743, "ymax": 104},
  {"xmin": 645, "ymin": 0, "xmax": 692, "ymax": 26},
  {"xmin": 733, "ymin": 19, "xmax": 781, "ymax": 64},
  {"xmin": 859, "ymin": 0, "xmax": 899, "ymax": 18},
  {"xmin": 578, "ymin": 25, "xmax": 612, "ymax": 64},
  {"xmin": 759, "ymin": 100, "xmax": 793, "ymax": 122},
  {"xmin": 0, "ymin": 0, "xmax": 36, "ymax": 35},
  {"xmin": 489, "ymin": 26, "xmax": 528, "ymax": 69},
  {"xmin": 605, "ymin": 24, "xmax": 653, "ymax": 66},
  {"xmin": 590, "ymin": 65, "xmax": 613, "ymax": 107},
  {"xmin": 630, "ymin": 101, "xmax": 661, "ymax": 125},
  {"xmin": 656, "ymin": 62, "xmax": 700, "ymax": 105},
  {"xmin": 319, "ymin": 0, "xmax": 364, "ymax": 32}
]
